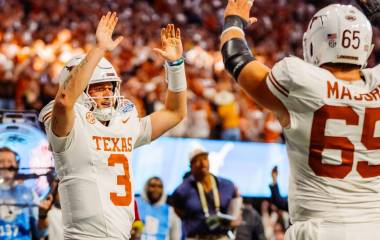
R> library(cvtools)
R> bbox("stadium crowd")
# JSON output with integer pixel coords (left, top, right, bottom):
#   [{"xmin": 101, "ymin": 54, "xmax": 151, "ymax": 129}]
[
  {"xmin": 2, "ymin": 0, "xmax": 378, "ymax": 239},
  {"xmin": 3, "ymin": 0, "xmax": 377, "ymax": 143}
]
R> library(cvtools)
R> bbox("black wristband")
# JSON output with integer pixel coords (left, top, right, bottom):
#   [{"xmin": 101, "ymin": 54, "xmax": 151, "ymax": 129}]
[
  {"xmin": 223, "ymin": 15, "xmax": 248, "ymax": 31},
  {"xmin": 221, "ymin": 38, "xmax": 255, "ymax": 80}
]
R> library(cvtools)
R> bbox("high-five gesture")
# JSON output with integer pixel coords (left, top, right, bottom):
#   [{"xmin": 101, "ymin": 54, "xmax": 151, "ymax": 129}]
[
  {"xmin": 153, "ymin": 24, "xmax": 183, "ymax": 62},
  {"xmin": 96, "ymin": 12, "xmax": 124, "ymax": 51}
]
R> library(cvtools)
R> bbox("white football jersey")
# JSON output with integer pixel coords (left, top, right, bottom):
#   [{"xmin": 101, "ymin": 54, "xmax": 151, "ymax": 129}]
[
  {"xmin": 39, "ymin": 100, "xmax": 152, "ymax": 239},
  {"xmin": 267, "ymin": 56, "xmax": 380, "ymax": 224}
]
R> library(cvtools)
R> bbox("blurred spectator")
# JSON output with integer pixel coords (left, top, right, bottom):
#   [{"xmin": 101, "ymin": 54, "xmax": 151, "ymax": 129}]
[
  {"xmin": 131, "ymin": 200, "xmax": 144, "ymax": 240},
  {"xmin": 269, "ymin": 166, "xmax": 288, "ymax": 211},
  {"xmin": 186, "ymin": 98, "xmax": 213, "ymax": 139},
  {"xmin": 263, "ymin": 112, "xmax": 282, "ymax": 143},
  {"xmin": 0, "ymin": 147, "xmax": 52, "ymax": 240},
  {"xmin": 273, "ymin": 222, "xmax": 285, "ymax": 240},
  {"xmin": 47, "ymin": 187, "xmax": 62, "ymax": 240},
  {"xmin": 136, "ymin": 176, "xmax": 182, "ymax": 240},
  {"xmin": 1, "ymin": 0, "xmax": 377, "ymax": 142},
  {"xmin": 171, "ymin": 147, "xmax": 241, "ymax": 240},
  {"xmin": 0, "ymin": 66, "xmax": 15, "ymax": 110},
  {"xmin": 261, "ymin": 200, "xmax": 289, "ymax": 240},
  {"xmin": 260, "ymin": 200, "xmax": 276, "ymax": 240},
  {"xmin": 235, "ymin": 203, "xmax": 266, "ymax": 240},
  {"xmin": 214, "ymin": 90, "xmax": 241, "ymax": 141}
]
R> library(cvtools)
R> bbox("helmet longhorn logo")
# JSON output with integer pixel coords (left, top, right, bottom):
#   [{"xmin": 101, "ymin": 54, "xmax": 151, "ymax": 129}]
[
  {"xmin": 309, "ymin": 15, "xmax": 327, "ymax": 29},
  {"xmin": 86, "ymin": 112, "xmax": 96, "ymax": 124},
  {"xmin": 65, "ymin": 65, "xmax": 75, "ymax": 72}
]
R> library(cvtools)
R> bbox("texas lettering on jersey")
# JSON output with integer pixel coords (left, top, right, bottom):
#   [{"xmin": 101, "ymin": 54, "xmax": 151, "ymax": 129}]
[
  {"xmin": 38, "ymin": 101, "xmax": 152, "ymax": 239},
  {"xmin": 92, "ymin": 136, "xmax": 133, "ymax": 152}
]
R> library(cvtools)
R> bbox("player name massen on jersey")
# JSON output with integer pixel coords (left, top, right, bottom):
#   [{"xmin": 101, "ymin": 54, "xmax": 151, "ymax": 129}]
[{"xmin": 327, "ymin": 80, "xmax": 380, "ymax": 101}]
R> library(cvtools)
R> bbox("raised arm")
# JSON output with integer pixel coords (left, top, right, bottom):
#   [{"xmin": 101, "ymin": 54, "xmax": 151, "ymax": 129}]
[
  {"xmin": 220, "ymin": 0, "xmax": 289, "ymax": 127},
  {"xmin": 51, "ymin": 12, "xmax": 123, "ymax": 137},
  {"xmin": 149, "ymin": 24, "xmax": 187, "ymax": 140}
]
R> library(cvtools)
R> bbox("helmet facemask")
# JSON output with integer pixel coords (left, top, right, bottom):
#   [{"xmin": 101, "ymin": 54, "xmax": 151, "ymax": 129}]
[
  {"xmin": 57, "ymin": 55, "xmax": 124, "ymax": 122},
  {"xmin": 84, "ymin": 81, "xmax": 124, "ymax": 122}
]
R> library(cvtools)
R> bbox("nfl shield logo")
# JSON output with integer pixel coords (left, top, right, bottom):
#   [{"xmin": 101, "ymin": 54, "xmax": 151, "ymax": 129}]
[{"xmin": 328, "ymin": 33, "xmax": 337, "ymax": 48}]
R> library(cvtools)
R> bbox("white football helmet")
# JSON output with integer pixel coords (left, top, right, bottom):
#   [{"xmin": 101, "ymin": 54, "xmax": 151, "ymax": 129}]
[
  {"xmin": 57, "ymin": 54, "xmax": 123, "ymax": 121},
  {"xmin": 303, "ymin": 4, "xmax": 374, "ymax": 68}
]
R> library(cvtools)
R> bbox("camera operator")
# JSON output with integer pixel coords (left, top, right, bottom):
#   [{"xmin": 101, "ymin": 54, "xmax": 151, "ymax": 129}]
[
  {"xmin": 0, "ymin": 147, "xmax": 53, "ymax": 240},
  {"xmin": 171, "ymin": 147, "xmax": 241, "ymax": 240}
]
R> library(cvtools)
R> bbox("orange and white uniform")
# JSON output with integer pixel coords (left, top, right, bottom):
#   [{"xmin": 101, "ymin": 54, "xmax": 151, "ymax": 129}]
[
  {"xmin": 39, "ymin": 100, "xmax": 151, "ymax": 240},
  {"xmin": 267, "ymin": 56, "xmax": 380, "ymax": 239}
]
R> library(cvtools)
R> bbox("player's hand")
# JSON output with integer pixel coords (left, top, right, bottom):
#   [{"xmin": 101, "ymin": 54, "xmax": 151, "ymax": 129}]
[
  {"xmin": 224, "ymin": 0, "xmax": 257, "ymax": 25},
  {"xmin": 153, "ymin": 24, "xmax": 183, "ymax": 62},
  {"xmin": 271, "ymin": 167, "xmax": 278, "ymax": 184},
  {"xmin": 356, "ymin": 0, "xmax": 380, "ymax": 27},
  {"xmin": 38, "ymin": 194, "xmax": 54, "ymax": 217},
  {"xmin": 96, "ymin": 12, "xmax": 124, "ymax": 51}
]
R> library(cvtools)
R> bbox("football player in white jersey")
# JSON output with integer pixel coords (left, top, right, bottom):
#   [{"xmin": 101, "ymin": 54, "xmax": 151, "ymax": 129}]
[
  {"xmin": 39, "ymin": 12, "xmax": 187, "ymax": 239},
  {"xmin": 221, "ymin": 1, "xmax": 380, "ymax": 239}
]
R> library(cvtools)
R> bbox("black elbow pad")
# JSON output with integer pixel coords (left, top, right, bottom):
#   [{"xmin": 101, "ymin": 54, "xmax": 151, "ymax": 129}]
[{"xmin": 221, "ymin": 38, "xmax": 255, "ymax": 80}]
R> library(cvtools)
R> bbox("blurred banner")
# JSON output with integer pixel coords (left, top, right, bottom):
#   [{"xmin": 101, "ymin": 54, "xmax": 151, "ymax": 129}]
[
  {"xmin": 0, "ymin": 111, "xmax": 289, "ymax": 198},
  {"xmin": 0, "ymin": 111, "xmax": 54, "ymax": 200},
  {"xmin": 132, "ymin": 137, "xmax": 289, "ymax": 197}
]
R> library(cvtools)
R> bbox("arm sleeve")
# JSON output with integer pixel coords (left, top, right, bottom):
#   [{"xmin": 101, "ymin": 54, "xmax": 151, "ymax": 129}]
[
  {"xmin": 265, "ymin": 57, "xmax": 293, "ymax": 102},
  {"xmin": 266, "ymin": 56, "xmax": 312, "ymax": 118},
  {"xmin": 44, "ymin": 119, "xmax": 75, "ymax": 153},
  {"xmin": 134, "ymin": 116, "xmax": 152, "ymax": 149},
  {"xmin": 169, "ymin": 207, "xmax": 182, "ymax": 240},
  {"xmin": 39, "ymin": 100, "xmax": 75, "ymax": 153}
]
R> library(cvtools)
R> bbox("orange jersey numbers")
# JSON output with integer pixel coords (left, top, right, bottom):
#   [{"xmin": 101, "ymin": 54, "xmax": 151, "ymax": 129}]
[
  {"xmin": 309, "ymin": 105, "xmax": 380, "ymax": 179},
  {"xmin": 108, "ymin": 154, "xmax": 132, "ymax": 206}
]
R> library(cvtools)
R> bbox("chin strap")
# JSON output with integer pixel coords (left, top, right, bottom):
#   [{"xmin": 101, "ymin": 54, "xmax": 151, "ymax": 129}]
[{"xmin": 93, "ymin": 107, "xmax": 113, "ymax": 122}]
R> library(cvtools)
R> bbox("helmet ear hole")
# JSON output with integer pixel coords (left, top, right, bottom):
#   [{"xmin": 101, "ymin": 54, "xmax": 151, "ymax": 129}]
[{"xmin": 310, "ymin": 43, "xmax": 313, "ymax": 57}]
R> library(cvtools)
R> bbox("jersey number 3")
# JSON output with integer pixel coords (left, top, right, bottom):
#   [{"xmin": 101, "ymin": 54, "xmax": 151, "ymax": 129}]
[
  {"xmin": 309, "ymin": 105, "xmax": 380, "ymax": 179},
  {"xmin": 108, "ymin": 154, "xmax": 132, "ymax": 206}
]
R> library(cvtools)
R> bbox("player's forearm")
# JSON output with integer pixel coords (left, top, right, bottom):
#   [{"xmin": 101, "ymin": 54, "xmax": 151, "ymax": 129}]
[
  {"xmin": 148, "ymin": 63, "xmax": 187, "ymax": 140},
  {"xmin": 51, "ymin": 46, "xmax": 106, "ymax": 137},
  {"xmin": 149, "ymin": 92, "xmax": 186, "ymax": 141},
  {"xmin": 220, "ymin": 28, "xmax": 245, "ymax": 47},
  {"xmin": 220, "ymin": 17, "xmax": 269, "ymax": 94},
  {"xmin": 163, "ymin": 90, "xmax": 187, "ymax": 120},
  {"xmin": 163, "ymin": 61, "xmax": 187, "ymax": 119},
  {"xmin": 56, "ymin": 46, "xmax": 106, "ymax": 108},
  {"xmin": 238, "ymin": 61, "xmax": 270, "ymax": 91},
  {"xmin": 37, "ymin": 218, "xmax": 48, "ymax": 230}
]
